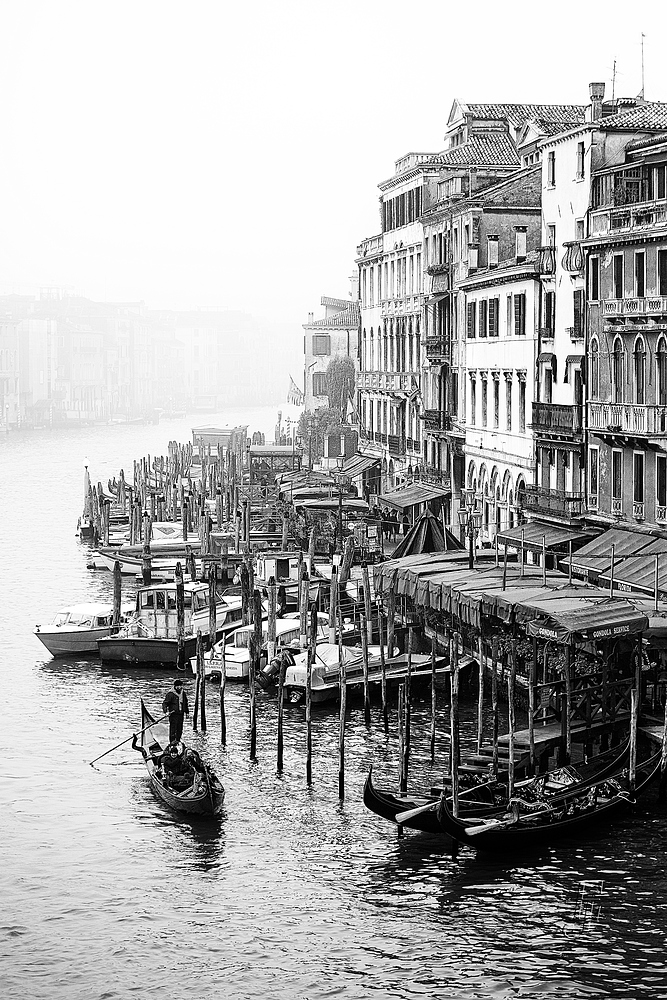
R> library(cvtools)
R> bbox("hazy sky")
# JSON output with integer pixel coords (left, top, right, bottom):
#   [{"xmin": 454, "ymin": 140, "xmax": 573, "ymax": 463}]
[{"xmin": 0, "ymin": 1, "xmax": 661, "ymax": 331}]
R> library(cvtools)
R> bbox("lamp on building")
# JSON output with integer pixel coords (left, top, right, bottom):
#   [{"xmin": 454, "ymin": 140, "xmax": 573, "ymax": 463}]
[{"xmin": 458, "ymin": 487, "xmax": 483, "ymax": 571}]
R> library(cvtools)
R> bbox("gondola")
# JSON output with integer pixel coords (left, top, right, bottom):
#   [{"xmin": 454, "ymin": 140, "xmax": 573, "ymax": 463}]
[
  {"xmin": 133, "ymin": 700, "xmax": 225, "ymax": 817},
  {"xmin": 364, "ymin": 737, "xmax": 636, "ymax": 835},
  {"xmin": 437, "ymin": 742, "xmax": 662, "ymax": 851}
]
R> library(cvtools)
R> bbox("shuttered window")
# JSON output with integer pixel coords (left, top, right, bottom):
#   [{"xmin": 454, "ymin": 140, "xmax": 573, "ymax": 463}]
[
  {"xmin": 479, "ymin": 301, "xmax": 488, "ymax": 337},
  {"xmin": 513, "ymin": 294, "xmax": 526, "ymax": 336},
  {"xmin": 488, "ymin": 298, "xmax": 499, "ymax": 337},
  {"xmin": 467, "ymin": 301, "xmax": 476, "ymax": 338},
  {"xmin": 312, "ymin": 335, "xmax": 331, "ymax": 356},
  {"xmin": 573, "ymin": 290, "xmax": 584, "ymax": 339},
  {"xmin": 312, "ymin": 373, "xmax": 328, "ymax": 396}
]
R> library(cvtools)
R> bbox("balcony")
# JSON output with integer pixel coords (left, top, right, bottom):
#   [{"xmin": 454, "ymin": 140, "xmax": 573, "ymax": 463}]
[
  {"xmin": 602, "ymin": 297, "xmax": 667, "ymax": 318},
  {"xmin": 532, "ymin": 402, "xmax": 583, "ymax": 437},
  {"xmin": 356, "ymin": 234, "xmax": 383, "ymax": 260},
  {"xmin": 537, "ymin": 246, "xmax": 556, "ymax": 275},
  {"xmin": 357, "ymin": 371, "xmax": 415, "ymax": 394},
  {"xmin": 423, "ymin": 409, "xmax": 452, "ymax": 434},
  {"xmin": 418, "ymin": 465, "xmax": 451, "ymax": 491},
  {"xmin": 522, "ymin": 485, "xmax": 586, "ymax": 519},
  {"xmin": 588, "ymin": 401, "xmax": 667, "ymax": 437},
  {"xmin": 425, "ymin": 337, "xmax": 450, "ymax": 361},
  {"xmin": 388, "ymin": 433, "xmax": 406, "ymax": 456},
  {"xmin": 590, "ymin": 200, "xmax": 667, "ymax": 237},
  {"xmin": 561, "ymin": 241, "xmax": 584, "ymax": 274}
]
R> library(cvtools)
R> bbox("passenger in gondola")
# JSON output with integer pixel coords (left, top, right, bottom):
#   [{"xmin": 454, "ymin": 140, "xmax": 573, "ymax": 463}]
[
  {"xmin": 160, "ymin": 741, "xmax": 192, "ymax": 790},
  {"xmin": 162, "ymin": 678, "xmax": 189, "ymax": 743}
]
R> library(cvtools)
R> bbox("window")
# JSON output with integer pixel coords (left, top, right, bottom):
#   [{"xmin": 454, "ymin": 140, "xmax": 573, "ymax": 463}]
[
  {"xmin": 488, "ymin": 236, "xmax": 499, "ymax": 267},
  {"xmin": 575, "ymin": 219, "xmax": 585, "ymax": 241},
  {"xmin": 544, "ymin": 290, "xmax": 555, "ymax": 334},
  {"xmin": 488, "ymin": 298, "xmax": 499, "ymax": 337},
  {"xmin": 613, "ymin": 255, "xmax": 624, "ymax": 299},
  {"xmin": 519, "ymin": 380, "xmax": 526, "ymax": 432},
  {"xmin": 589, "ymin": 256, "xmax": 600, "ymax": 301},
  {"xmin": 590, "ymin": 338, "xmax": 600, "ymax": 399},
  {"xmin": 470, "ymin": 377, "xmax": 477, "ymax": 425},
  {"xmin": 312, "ymin": 373, "xmax": 327, "ymax": 396},
  {"xmin": 658, "ymin": 455, "xmax": 667, "ymax": 514},
  {"xmin": 547, "ymin": 151, "xmax": 556, "ymax": 186},
  {"xmin": 634, "ymin": 336, "xmax": 646, "ymax": 404},
  {"xmin": 312, "ymin": 335, "xmax": 331, "ymax": 356},
  {"xmin": 514, "ymin": 294, "xmax": 526, "ymax": 336},
  {"xmin": 505, "ymin": 378, "xmax": 512, "ymax": 430},
  {"xmin": 467, "ymin": 301, "xmax": 477, "ymax": 338},
  {"xmin": 573, "ymin": 289, "xmax": 584, "ymax": 339},
  {"xmin": 493, "ymin": 378, "xmax": 500, "ymax": 428},
  {"xmin": 613, "ymin": 338, "xmax": 624, "ymax": 403},
  {"xmin": 481, "ymin": 379, "xmax": 488, "ymax": 425},
  {"xmin": 589, "ymin": 448, "xmax": 599, "ymax": 504},
  {"xmin": 451, "ymin": 371, "xmax": 459, "ymax": 417},
  {"xmin": 479, "ymin": 300, "xmax": 488, "ymax": 337},
  {"xmin": 634, "ymin": 452, "xmax": 645, "ymax": 504},
  {"xmin": 658, "ymin": 337, "xmax": 667, "ymax": 405},
  {"xmin": 660, "ymin": 249, "xmax": 667, "ymax": 296},
  {"xmin": 547, "ymin": 225, "xmax": 556, "ymax": 247},
  {"xmin": 576, "ymin": 141, "xmax": 585, "ymax": 179},
  {"xmin": 542, "ymin": 367, "xmax": 553, "ymax": 403},
  {"xmin": 635, "ymin": 251, "xmax": 646, "ymax": 298},
  {"xmin": 506, "ymin": 295, "xmax": 512, "ymax": 333},
  {"xmin": 612, "ymin": 450, "xmax": 622, "ymax": 502}
]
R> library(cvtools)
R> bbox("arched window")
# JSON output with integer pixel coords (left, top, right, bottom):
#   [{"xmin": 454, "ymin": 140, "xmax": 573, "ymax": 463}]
[
  {"xmin": 369, "ymin": 329, "xmax": 374, "ymax": 371},
  {"xmin": 634, "ymin": 336, "xmax": 646, "ymax": 405},
  {"xmin": 589, "ymin": 337, "xmax": 599, "ymax": 399},
  {"xmin": 363, "ymin": 328, "xmax": 368, "ymax": 371},
  {"xmin": 613, "ymin": 337, "xmax": 624, "ymax": 404},
  {"xmin": 658, "ymin": 337, "xmax": 667, "ymax": 406}
]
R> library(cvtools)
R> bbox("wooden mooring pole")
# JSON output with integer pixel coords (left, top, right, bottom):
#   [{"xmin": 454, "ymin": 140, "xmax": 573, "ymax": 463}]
[
  {"xmin": 450, "ymin": 634, "xmax": 460, "ymax": 818},
  {"xmin": 338, "ymin": 619, "xmax": 347, "ymax": 800},
  {"xmin": 361, "ymin": 613, "xmax": 370, "ymax": 728},
  {"xmin": 378, "ymin": 602, "xmax": 388, "ymax": 734},
  {"xmin": 491, "ymin": 636, "xmax": 499, "ymax": 778},
  {"xmin": 193, "ymin": 630, "xmax": 202, "ymax": 730},
  {"xmin": 430, "ymin": 637, "xmax": 437, "ymax": 761}
]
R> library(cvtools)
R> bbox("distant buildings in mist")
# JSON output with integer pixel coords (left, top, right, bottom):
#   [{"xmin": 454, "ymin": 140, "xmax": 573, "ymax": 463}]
[{"xmin": 0, "ymin": 292, "xmax": 291, "ymax": 428}]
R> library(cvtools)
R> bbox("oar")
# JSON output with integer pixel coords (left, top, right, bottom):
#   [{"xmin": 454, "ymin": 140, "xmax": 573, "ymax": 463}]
[
  {"xmin": 88, "ymin": 714, "xmax": 169, "ymax": 766},
  {"xmin": 395, "ymin": 801, "xmax": 438, "ymax": 824}
]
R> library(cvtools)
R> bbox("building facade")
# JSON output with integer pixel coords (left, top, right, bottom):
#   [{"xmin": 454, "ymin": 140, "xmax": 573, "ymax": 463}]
[{"xmin": 303, "ymin": 293, "xmax": 359, "ymax": 414}]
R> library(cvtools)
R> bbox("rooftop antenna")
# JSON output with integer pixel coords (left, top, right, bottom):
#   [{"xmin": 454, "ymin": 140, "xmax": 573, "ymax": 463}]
[
  {"xmin": 640, "ymin": 33, "xmax": 645, "ymax": 98},
  {"xmin": 612, "ymin": 59, "xmax": 616, "ymax": 101}
]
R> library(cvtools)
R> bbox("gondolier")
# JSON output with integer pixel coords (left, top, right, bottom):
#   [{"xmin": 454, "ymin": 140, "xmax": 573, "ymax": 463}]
[{"xmin": 162, "ymin": 679, "xmax": 189, "ymax": 742}]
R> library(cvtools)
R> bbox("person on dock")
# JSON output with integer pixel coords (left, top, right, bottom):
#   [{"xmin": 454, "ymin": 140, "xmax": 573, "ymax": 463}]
[{"xmin": 162, "ymin": 679, "xmax": 189, "ymax": 743}]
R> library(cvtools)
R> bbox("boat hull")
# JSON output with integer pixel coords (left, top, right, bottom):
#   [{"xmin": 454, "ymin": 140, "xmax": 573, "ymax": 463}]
[
  {"xmin": 99, "ymin": 635, "xmax": 198, "ymax": 667},
  {"xmin": 35, "ymin": 625, "xmax": 115, "ymax": 657}
]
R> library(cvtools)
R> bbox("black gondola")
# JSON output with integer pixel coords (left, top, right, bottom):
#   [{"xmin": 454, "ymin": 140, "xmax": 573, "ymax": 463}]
[{"xmin": 437, "ymin": 742, "xmax": 662, "ymax": 851}]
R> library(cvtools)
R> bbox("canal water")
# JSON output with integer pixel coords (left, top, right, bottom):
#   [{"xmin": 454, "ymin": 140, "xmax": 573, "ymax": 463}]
[{"xmin": 2, "ymin": 408, "xmax": 667, "ymax": 1000}]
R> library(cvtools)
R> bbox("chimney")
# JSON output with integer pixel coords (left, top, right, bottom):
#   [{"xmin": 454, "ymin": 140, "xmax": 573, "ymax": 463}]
[
  {"xmin": 308, "ymin": 312, "xmax": 314, "ymax": 324},
  {"xmin": 588, "ymin": 81, "xmax": 605, "ymax": 121}
]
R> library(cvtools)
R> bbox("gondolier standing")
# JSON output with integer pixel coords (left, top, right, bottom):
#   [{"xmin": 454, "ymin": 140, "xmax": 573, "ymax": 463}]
[{"xmin": 162, "ymin": 679, "xmax": 189, "ymax": 743}]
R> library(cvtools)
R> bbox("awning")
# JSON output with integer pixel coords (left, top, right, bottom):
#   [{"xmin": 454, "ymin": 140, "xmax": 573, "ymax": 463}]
[
  {"xmin": 380, "ymin": 482, "xmax": 451, "ymax": 510},
  {"xmin": 342, "ymin": 454, "xmax": 380, "ymax": 479},
  {"xmin": 526, "ymin": 599, "xmax": 649, "ymax": 644},
  {"xmin": 537, "ymin": 352, "xmax": 555, "ymax": 364},
  {"xmin": 497, "ymin": 521, "xmax": 595, "ymax": 553},
  {"xmin": 561, "ymin": 526, "xmax": 658, "ymax": 582}
]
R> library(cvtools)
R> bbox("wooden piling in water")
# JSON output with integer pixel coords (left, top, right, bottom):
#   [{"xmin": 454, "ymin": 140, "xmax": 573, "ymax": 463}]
[
  {"xmin": 306, "ymin": 606, "xmax": 317, "ymax": 785},
  {"xmin": 398, "ymin": 683, "xmax": 406, "ymax": 794},
  {"xmin": 328, "ymin": 566, "xmax": 338, "ymax": 645},
  {"xmin": 141, "ymin": 542, "xmax": 152, "ymax": 586},
  {"xmin": 182, "ymin": 497, "xmax": 188, "ymax": 542},
  {"xmin": 219, "ymin": 640, "xmax": 227, "ymax": 747},
  {"xmin": 529, "ymin": 636, "xmax": 537, "ymax": 774},
  {"xmin": 386, "ymin": 585, "xmax": 395, "ymax": 660},
  {"xmin": 430, "ymin": 637, "xmax": 437, "ymax": 761},
  {"xmin": 450, "ymin": 634, "xmax": 460, "ymax": 817},
  {"xmin": 267, "ymin": 576, "xmax": 277, "ymax": 663},
  {"xmin": 338, "ymin": 615, "xmax": 347, "ymax": 800},
  {"xmin": 299, "ymin": 568, "xmax": 309, "ymax": 648},
  {"xmin": 277, "ymin": 651, "xmax": 286, "ymax": 773},
  {"xmin": 281, "ymin": 516, "xmax": 289, "ymax": 550},
  {"xmin": 248, "ymin": 634, "xmax": 257, "ymax": 760},
  {"xmin": 403, "ymin": 628, "xmax": 413, "ymax": 785},
  {"xmin": 476, "ymin": 633, "xmax": 484, "ymax": 754},
  {"xmin": 378, "ymin": 604, "xmax": 388, "ymax": 734},
  {"xmin": 175, "ymin": 562, "xmax": 185, "ymax": 673},
  {"xmin": 361, "ymin": 563, "xmax": 373, "ymax": 645},
  {"xmin": 507, "ymin": 645, "xmax": 516, "ymax": 799},
  {"xmin": 308, "ymin": 527, "xmax": 316, "ymax": 576},
  {"xmin": 193, "ymin": 630, "xmax": 202, "ymax": 729},
  {"xmin": 112, "ymin": 560, "xmax": 122, "ymax": 627},
  {"xmin": 361, "ymin": 614, "xmax": 370, "ymax": 728},
  {"xmin": 491, "ymin": 636, "xmax": 499, "ymax": 778}
]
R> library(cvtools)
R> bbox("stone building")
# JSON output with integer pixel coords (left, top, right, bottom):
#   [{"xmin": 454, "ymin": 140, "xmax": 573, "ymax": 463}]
[{"xmin": 302, "ymin": 292, "xmax": 359, "ymax": 414}]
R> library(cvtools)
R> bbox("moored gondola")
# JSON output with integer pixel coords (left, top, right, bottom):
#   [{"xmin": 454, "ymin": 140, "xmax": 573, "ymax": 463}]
[
  {"xmin": 132, "ymin": 700, "xmax": 225, "ymax": 817},
  {"xmin": 363, "ymin": 768, "xmax": 500, "ymax": 833},
  {"xmin": 437, "ymin": 742, "xmax": 662, "ymax": 851}
]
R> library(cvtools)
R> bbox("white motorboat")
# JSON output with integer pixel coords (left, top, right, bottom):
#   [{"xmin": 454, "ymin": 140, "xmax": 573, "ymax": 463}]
[
  {"xmin": 192, "ymin": 613, "xmax": 328, "ymax": 682},
  {"xmin": 34, "ymin": 602, "xmax": 134, "ymax": 657}
]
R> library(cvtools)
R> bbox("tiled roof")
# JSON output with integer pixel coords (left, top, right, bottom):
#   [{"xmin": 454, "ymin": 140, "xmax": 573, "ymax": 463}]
[
  {"xmin": 437, "ymin": 133, "xmax": 520, "ymax": 167},
  {"xmin": 464, "ymin": 103, "xmax": 586, "ymax": 129},
  {"xmin": 596, "ymin": 102, "xmax": 667, "ymax": 129},
  {"xmin": 306, "ymin": 303, "xmax": 360, "ymax": 329}
]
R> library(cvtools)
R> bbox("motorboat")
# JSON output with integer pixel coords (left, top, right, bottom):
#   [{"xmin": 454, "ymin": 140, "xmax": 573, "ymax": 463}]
[
  {"xmin": 253, "ymin": 551, "xmax": 324, "ymax": 609},
  {"xmin": 193, "ymin": 613, "xmax": 328, "ymax": 683},
  {"xmin": 97, "ymin": 581, "xmax": 227, "ymax": 668},
  {"xmin": 34, "ymin": 602, "xmax": 134, "ymax": 657}
]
